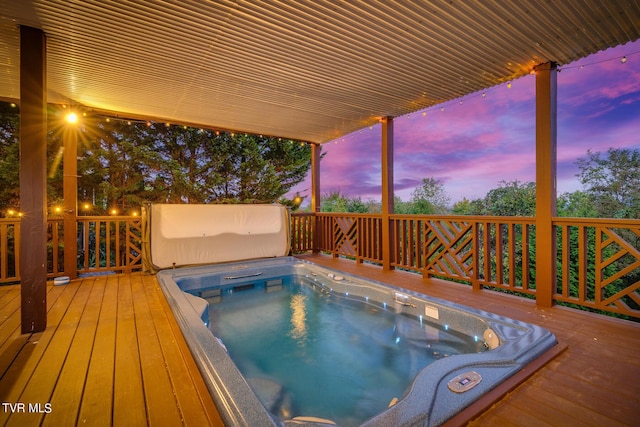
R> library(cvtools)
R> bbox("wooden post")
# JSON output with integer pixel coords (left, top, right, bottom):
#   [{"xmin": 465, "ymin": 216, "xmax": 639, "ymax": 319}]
[
  {"xmin": 63, "ymin": 125, "xmax": 78, "ymax": 278},
  {"xmin": 535, "ymin": 62, "xmax": 558, "ymax": 308},
  {"xmin": 310, "ymin": 143, "xmax": 321, "ymax": 252},
  {"xmin": 381, "ymin": 117, "xmax": 395, "ymax": 271},
  {"xmin": 20, "ymin": 26, "xmax": 48, "ymax": 333}
]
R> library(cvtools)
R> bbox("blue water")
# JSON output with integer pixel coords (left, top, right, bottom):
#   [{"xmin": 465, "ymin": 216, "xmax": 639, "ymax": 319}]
[{"xmin": 207, "ymin": 276, "xmax": 483, "ymax": 426}]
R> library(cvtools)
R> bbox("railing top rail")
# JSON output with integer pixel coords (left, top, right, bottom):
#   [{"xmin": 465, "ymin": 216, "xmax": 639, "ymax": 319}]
[
  {"xmin": 294, "ymin": 212, "xmax": 640, "ymax": 227},
  {"xmin": 298, "ymin": 212, "xmax": 538, "ymax": 222},
  {"xmin": 389, "ymin": 213, "xmax": 536, "ymax": 223},
  {"xmin": 314, "ymin": 212, "xmax": 382, "ymax": 219},
  {"xmin": 553, "ymin": 217, "xmax": 640, "ymax": 226},
  {"xmin": 0, "ymin": 218, "xmax": 20, "ymax": 224},
  {"xmin": 76, "ymin": 215, "xmax": 140, "ymax": 221}
]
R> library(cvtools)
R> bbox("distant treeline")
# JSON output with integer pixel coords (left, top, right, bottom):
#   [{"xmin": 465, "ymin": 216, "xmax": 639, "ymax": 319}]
[{"xmin": 318, "ymin": 147, "xmax": 639, "ymax": 220}]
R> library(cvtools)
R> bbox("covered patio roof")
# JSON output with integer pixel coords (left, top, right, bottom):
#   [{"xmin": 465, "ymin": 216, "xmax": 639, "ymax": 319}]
[{"xmin": 1, "ymin": 0, "xmax": 639, "ymax": 143}]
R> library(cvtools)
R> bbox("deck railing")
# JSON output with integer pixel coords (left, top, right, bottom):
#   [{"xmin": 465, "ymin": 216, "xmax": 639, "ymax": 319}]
[
  {"xmin": 0, "ymin": 219, "xmax": 19, "ymax": 284},
  {"xmin": 0, "ymin": 216, "xmax": 142, "ymax": 284},
  {"xmin": 553, "ymin": 217, "xmax": 640, "ymax": 318},
  {"xmin": 2, "ymin": 213, "xmax": 638, "ymax": 320},
  {"xmin": 291, "ymin": 212, "xmax": 640, "ymax": 320}
]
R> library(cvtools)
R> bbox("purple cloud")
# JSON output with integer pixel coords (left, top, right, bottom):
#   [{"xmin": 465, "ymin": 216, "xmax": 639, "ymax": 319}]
[{"xmin": 289, "ymin": 39, "xmax": 640, "ymax": 206}]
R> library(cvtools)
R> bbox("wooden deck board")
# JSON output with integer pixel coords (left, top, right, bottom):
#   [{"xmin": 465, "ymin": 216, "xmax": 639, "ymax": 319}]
[
  {"xmin": 16, "ymin": 279, "xmax": 95, "ymax": 426},
  {"xmin": 77, "ymin": 274, "xmax": 118, "ymax": 426},
  {"xmin": 42, "ymin": 277, "xmax": 103, "ymax": 426},
  {"xmin": 140, "ymin": 273, "xmax": 223, "ymax": 426},
  {"xmin": 0, "ymin": 273, "xmax": 222, "ymax": 427},
  {"xmin": 0, "ymin": 290, "xmax": 22, "ymax": 376},
  {"xmin": 130, "ymin": 273, "xmax": 184, "ymax": 427},
  {"xmin": 1, "ymin": 284, "xmax": 79, "ymax": 425},
  {"xmin": 1, "ymin": 255, "xmax": 638, "ymax": 426},
  {"xmin": 113, "ymin": 275, "xmax": 147, "ymax": 426}
]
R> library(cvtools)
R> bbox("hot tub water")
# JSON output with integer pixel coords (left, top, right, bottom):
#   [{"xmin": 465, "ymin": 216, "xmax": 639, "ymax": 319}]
[{"xmin": 208, "ymin": 275, "xmax": 485, "ymax": 425}]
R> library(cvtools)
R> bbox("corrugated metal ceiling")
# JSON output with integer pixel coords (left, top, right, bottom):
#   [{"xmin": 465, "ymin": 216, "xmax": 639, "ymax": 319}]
[{"xmin": 1, "ymin": 0, "xmax": 639, "ymax": 143}]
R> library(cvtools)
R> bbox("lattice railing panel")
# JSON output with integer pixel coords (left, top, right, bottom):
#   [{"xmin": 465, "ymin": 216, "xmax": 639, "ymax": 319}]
[
  {"xmin": 596, "ymin": 226, "xmax": 640, "ymax": 317},
  {"xmin": 423, "ymin": 219, "xmax": 474, "ymax": 281},
  {"xmin": 333, "ymin": 216, "xmax": 358, "ymax": 257}
]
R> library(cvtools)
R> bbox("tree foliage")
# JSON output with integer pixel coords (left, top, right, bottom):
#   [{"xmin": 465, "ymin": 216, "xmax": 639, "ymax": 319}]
[
  {"xmin": 0, "ymin": 103, "xmax": 313, "ymax": 216},
  {"xmin": 320, "ymin": 191, "xmax": 372, "ymax": 213},
  {"xmin": 484, "ymin": 180, "xmax": 536, "ymax": 216},
  {"xmin": 451, "ymin": 197, "xmax": 485, "ymax": 215},
  {"xmin": 409, "ymin": 177, "xmax": 450, "ymax": 214},
  {"xmin": 575, "ymin": 148, "xmax": 640, "ymax": 219},
  {"xmin": 0, "ymin": 103, "xmax": 20, "ymax": 213},
  {"xmin": 557, "ymin": 190, "xmax": 598, "ymax": 218}
]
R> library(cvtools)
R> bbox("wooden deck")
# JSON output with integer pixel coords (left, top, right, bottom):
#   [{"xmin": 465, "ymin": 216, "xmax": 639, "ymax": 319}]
[
  {"xmin": 0, "ymin": 273, "xmax": 223, "ymax": 427},
  {"xmin": 1, "ymin": 254, "xmax": 639, "ymax": 426}
]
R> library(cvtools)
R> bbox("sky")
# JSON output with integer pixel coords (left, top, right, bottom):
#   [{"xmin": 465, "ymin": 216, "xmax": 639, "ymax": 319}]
[{"xmin": 287, "ymin": 39, "xmax": 640, "ymax": 207}]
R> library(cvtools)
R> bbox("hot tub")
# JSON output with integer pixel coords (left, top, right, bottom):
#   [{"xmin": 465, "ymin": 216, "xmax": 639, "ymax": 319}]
[{"xmin": 156, "ymin": 256, "xmax": 557, "ymax": 426}]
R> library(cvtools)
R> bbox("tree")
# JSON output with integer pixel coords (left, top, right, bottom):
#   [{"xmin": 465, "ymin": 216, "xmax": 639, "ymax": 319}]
[
  {"xmin": 321, "ymin": 191, "xmax": 369, "ymax": 213},
  {"xmin": 484, "ymin": 180, "xmax": 536, "ymax": 216},
  {"xmin": 575, "ymin": 148, "xmax": 640, "ymax": 219},
  {"xmin": 557, "ymin": 190, "xmax": 598, "ymax": 218},
  {"xmin": 204, "ymin": 133, "xmax": 311, "ymax": 203},
  {"xmin": 0, "ymin": 103, "xmax": 20, "ymax": 215},
  {"xmin": 451, "ymin": 197, "xmax": 485, "ymax": 215},
  {"xmin": 409, "ymin": 177, "xmax": 450, "ymax": 214},
  {"xmin": 393, "ymin": 196, "xmax": 414, "ymax": 214}
]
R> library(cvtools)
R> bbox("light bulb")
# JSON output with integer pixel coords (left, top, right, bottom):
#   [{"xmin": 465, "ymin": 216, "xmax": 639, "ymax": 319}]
[{"xmin": 65, "ymin": 112, "xmax": 78, "ymax": 124}]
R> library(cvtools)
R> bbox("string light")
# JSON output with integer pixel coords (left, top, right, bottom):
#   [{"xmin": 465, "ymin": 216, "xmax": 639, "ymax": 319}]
[
  {"xmin": 560, "ymin": 49, "xmax": 638, "ymax": 71},
  {"xmin": 336, "ymin": 45, "xmax": 637, "ymax": 145},
  {"xmin": 65, "ymin": 112, "xmax": 78, "ymax": 124}
]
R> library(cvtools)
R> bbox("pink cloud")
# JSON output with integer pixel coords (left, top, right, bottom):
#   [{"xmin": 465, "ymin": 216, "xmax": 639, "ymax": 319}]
[{"xmin": 288, "ymin": 39, "xmax": 640, "ymax": 207}]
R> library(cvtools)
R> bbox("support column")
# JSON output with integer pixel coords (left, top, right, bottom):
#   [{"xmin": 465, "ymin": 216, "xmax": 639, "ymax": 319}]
[
  {"xmin": 381, "ymin": 117, "xmax": 395, "ymax": 271},
  {"xmin": 310, "ymin": 143, "xmax": 321, "ymax": 252},
  {"xmin": 20, "ymin": 26, "xmax": 48, "ymax": 333},
  {"xmin": 534, "ymin": 62, "xmax": 558, "ymax": 308},
  {"xmin": 63, "ymin": 125, "xmax": 78, "ymax": 278}
]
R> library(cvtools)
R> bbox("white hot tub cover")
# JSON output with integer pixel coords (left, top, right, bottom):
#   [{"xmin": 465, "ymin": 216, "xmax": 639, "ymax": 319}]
[{"xmin": 142, "ymin": 203, "xmax": 290, "ymax": 271}]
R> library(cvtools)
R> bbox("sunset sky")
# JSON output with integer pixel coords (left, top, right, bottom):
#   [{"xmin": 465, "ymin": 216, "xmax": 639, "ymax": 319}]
[{"xmin": 288, "ymin": 38, "xmax": 640, "ymax": 207}]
